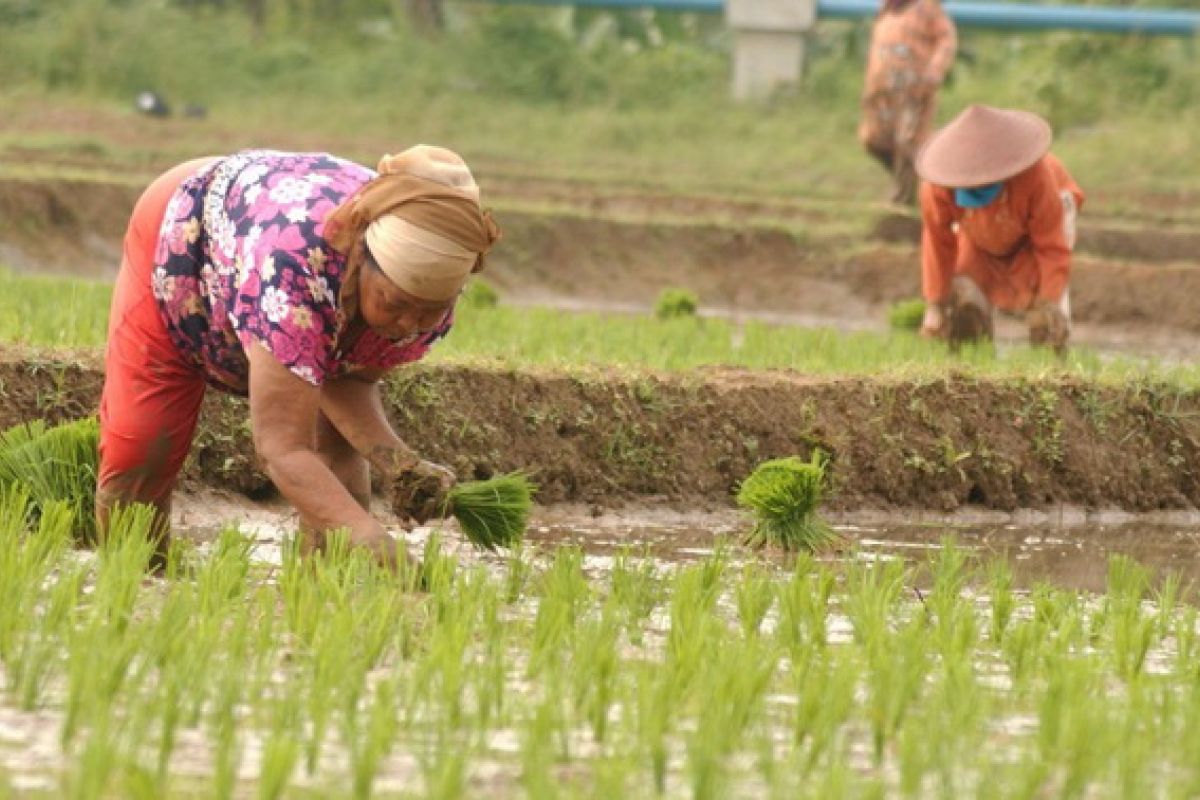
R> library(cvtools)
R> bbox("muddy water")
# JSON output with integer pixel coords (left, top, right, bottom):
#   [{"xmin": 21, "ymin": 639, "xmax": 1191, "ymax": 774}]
[{"xmin": 176, "ymin": 492, "xmax": 1200, "ymax": 592}]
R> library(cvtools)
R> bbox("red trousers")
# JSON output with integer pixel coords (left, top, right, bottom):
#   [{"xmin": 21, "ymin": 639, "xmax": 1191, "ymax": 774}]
[{"xmin": 98, "ymin": 159, "xmax": 216, "ymax": 504}]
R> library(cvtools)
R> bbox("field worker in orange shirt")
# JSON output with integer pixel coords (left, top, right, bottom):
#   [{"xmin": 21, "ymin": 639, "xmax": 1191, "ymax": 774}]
[
  {"xmin": 859, "ymin": 0, "xmax": 956, "ymax": 205},
  {"xmin": 916, "ymin": 105, "xmax": 1084, "ymax": 352}
]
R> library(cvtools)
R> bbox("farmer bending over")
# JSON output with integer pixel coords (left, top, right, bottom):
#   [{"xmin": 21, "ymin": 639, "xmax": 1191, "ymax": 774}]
[
  {"xmin": 916, "ymin": 105, "xmax": 1084, "ymax": 351},
  {"xmin": 97, "ymin": 146, "xmax": 500, "ymax": 565},
  {"xmin": 859, "ymin": 0, "xmax": 956, "ymax": 205}
]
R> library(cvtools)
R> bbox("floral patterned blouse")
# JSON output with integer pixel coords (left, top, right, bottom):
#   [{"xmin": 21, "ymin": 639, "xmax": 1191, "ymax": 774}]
[{"xmin": 152, "ymin": 150, "xmax": 453, "ymax": 395}]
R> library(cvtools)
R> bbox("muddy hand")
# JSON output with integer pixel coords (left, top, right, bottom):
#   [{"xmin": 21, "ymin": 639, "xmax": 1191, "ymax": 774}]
[
  {"xmin": 347, "ymin": 521, "xmax": 421, "ymax": 578},
  {"xmin": 1026, "ymin": 299, "xmax": 1070, "ymax": 354},
  {"xmin": 390, "ymin": 459, "xmax": 457, "ymax": 527}
]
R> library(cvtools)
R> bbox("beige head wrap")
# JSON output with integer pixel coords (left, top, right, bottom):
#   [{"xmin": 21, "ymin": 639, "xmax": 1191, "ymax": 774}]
[{"xmin": 325, "ymin": 145, "xmax": 501, "ymax": 303}]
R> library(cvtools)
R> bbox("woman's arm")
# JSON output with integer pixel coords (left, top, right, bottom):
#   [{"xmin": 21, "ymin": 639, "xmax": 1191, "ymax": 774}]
[
  {"xmin": 247, "ymin": 344, "xmax": 402, "ymax": 564},
  {"xmin": 320, "ymin": 368, "xmax": 457, "ymax": 522},
  {"xmin": 320, "ymin": 367, "xmax": 420, "ymax": 476}
]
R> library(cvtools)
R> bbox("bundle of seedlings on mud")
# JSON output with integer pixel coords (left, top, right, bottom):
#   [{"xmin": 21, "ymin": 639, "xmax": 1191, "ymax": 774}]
[
  {"xmin": 654, "ymin": 288, "xmax": 699, "ymax": 320},
  {"xmin": 0, "ymin": 417, "xmax": 99, "ymax": 542},
  {"xmin": 736, "ymin": 452, "xmax": 836, "ymax": 552},
  {"xmin": 888, "ymin": 298, "xmax": 927, "ymax": 332},
  {"xmin": 392, "ymin": 470, "xmax": 537, "ymax": 551}
]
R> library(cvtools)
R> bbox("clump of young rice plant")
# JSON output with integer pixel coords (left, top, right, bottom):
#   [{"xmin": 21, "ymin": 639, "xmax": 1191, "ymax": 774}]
[
  {"xmin": 445, "ymin": 472, "xmax": 537, "ymax": 551},
  {"xmin": 888, "ymin": 298, "xmax": 927, "ymax": 331},
  {"xmin": 736, "ymin": 453, "xmax": 835, "ymax": 551},
  {"xmin": 461, "ymin": 278, "xmax": 499, "ymax": 309},
  {"xmin": 0, "ymin": 417, "xmax": 99, "ymax": 541},
  {"xmin": 654, "ymin": 288, "xmax": 699, "ymax": 320}
]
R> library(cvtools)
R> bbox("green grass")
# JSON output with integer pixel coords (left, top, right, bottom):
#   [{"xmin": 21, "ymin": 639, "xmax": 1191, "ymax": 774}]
[
  {"xmin": 3, "ymin": 491, "xmax": 1200, "ymax": 795},
  {"xmin": 0, "ymin": 270, "xmax": 111, "ymax": 348},
  {"xmin": 2, "ymin": 2, "xmax": 1200, "ymax": 209},
  {"xmin": 1, "ymin": 268, "xmax": 1197, "ymax": 386}
]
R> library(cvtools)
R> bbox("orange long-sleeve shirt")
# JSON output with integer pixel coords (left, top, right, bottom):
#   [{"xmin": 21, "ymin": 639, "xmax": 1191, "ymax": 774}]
[{"xmin": 920, "ymin": 154, "xmax": 1085, "ymax": 310}]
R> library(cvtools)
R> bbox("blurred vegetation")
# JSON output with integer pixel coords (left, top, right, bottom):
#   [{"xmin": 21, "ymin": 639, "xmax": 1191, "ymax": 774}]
[{"xmin": 0, "ymin": 0, "xmax": 1198, "ymax": 198}]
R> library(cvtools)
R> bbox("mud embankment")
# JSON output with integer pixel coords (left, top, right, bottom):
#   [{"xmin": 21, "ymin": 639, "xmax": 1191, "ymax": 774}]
[{"xmin": 5, "ymin": 348, "xmax": 1199, "ymax": 512}]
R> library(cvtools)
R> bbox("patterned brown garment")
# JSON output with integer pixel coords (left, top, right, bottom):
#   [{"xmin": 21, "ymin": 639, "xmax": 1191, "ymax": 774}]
[{"xmin": 858, "ymin": 0, "xmax": 957, "ymax": 204}]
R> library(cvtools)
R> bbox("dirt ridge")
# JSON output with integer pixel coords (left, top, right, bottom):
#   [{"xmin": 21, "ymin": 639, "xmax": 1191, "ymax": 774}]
[{"xmin": 4, "ymin": 348, "xmax": 1198, "ymax": 513}]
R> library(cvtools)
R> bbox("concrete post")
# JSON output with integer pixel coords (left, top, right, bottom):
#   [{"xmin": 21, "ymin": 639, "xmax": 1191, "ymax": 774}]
[{"xmin": 725, "ymin": 0, "xmax": 817, "ymax": 100}]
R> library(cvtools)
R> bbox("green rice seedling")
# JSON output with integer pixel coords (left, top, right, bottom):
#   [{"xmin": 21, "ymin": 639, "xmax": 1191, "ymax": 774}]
[
  {"xmin": 1174, "ymin": 606, "xmax": 1198, "ymax": 680},
  {"xmin": 654, "ymin": 287, "xmax": 698, "ymax": 320},
  {"xmin": 529, "ymin": 547, "xmax": 589, "ymax": 676},
  {"xmin": 93, "ymin": 503, "xmax": 160, "ymax": 633},
  {"xmin": 258, "ymin": 722, "xmax": 300, "ymax": 800},
  {"xmin": 686, "ymin": 633, "xmax": 779, "ymax": 800},
  {"xmin": 445, "ymin": 471, "xmax": 537, "ymax": 551},
  {"xmin": 0, "ymin": 418, "xmax": 99, "ymax": 542},
  {"xmin": 461, "ymin": 278, "xmax": 499, "ymax": 309},
  {"xmin": 888, "ymin": 298, "xmax": 927, "ymax": 332},
  {"xmin": 348, "ymin": 677, "xmax": 400, "ymax": 800},
  {"xmin": 1036, "ymin": 655, "xmax": 1115, "ymax": 797},
  {"xmin": 862, "ymin": 618, "xmax": 930, "ymax": 763},
  {"xmin": 503, "ymin": 541, "xmax": 534, "ymax": 602},
  {"xmin": 791, "ymin": 648, "xmax": 857, "ymax": 771},
  {"xmin": 926, "ymin": 539, "xmax": 980, "ymax": 664},
  {"xmin": 736, "ymin": 453, "xmax": 835, "ymax": 551},
  {"xmin": 570, "ymin": 605, "xmax": 621, "ymax": 742},
  {"xmin": 776, "ymin": 556, "xmax": 836, "ymax": 652},
  {"xmin": 666, "ymin": 564, "xmax": 723, "ymax": 690},
  {"xmin": 633, "ymin": 661, "xmax": 676, "ymax": 794},
  {"xmin": 1153, "ymin": 570, "xmax": 1182, "ymax": 637},
  {"xmin": 11, "ymin": 536, "xmax": 85, "ymax": 711},
  {"xmin": 1105, "ymin": 555, "xmax": 1157, "ymax": 681},
  {"xmin": 987, "ymin": 559, "xmax": 1016, "ymax": 645},
  {"xmin": 734, "ymin": 564, "xmax": 776, "ymax": 639},
  {"xmin": 844, "ymin": 558, "xmax": 907, "ymax": 648},
  {"xmin": 609, "ymin": 547, "xmax": 663, "ymax": 643}
]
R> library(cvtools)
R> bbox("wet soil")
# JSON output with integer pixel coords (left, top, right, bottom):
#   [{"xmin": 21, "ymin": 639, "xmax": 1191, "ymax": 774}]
[{"xmin": 6, "ymin": 346, "xmax": 1200, "ymax": 513}]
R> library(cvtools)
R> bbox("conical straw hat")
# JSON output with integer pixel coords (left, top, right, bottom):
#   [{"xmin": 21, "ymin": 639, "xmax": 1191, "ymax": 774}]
[{"xmin": 916, "ymin": 105, "xmax": 1052, "ymax": 188}]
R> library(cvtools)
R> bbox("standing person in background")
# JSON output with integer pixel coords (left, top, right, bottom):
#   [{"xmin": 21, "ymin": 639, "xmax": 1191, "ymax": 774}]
[
  {"xmin": 916, "ymin": 105, "xmax": 1084, "ymax": 352},
  {"xmin": 97, "ymin": 145, "xmax": 500, "ymax": 569},
  {"xmin": 859, "ymin": 0, "xmax": 957, "ymax": 205}
]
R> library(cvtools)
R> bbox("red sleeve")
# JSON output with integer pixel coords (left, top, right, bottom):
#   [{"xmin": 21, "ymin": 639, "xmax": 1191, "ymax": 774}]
[{"xmin": 920, "ymin": 181, "xmax": 960, "ymax": 303}]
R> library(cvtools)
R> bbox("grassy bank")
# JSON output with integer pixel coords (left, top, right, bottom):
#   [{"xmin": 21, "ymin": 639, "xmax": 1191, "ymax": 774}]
[
  {"xmin": 2, "ymin": 269, "xmax": 1197, "ymax": 385},
  {"xmin": 1, "ymin": 2, "xmax": 1199, "ymax": 204},
  {"xmin": 3, "ymin": 493, "xmax": 1200, "ymax": 796}
]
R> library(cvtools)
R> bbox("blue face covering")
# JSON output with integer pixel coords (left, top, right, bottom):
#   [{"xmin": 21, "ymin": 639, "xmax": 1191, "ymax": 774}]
[{"xmin": 954, "ymin": 182, "xmax": 1004, "ymax": 208}]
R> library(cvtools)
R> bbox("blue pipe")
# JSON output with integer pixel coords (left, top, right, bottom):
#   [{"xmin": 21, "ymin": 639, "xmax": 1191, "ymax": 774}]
[
  {"xmin": 826, "ymin": 0, "xmax": 1200, "ymax": 35},
  {"xmin": 485, "ymin": 0, "xmax": 1200, "ymax": 35}
]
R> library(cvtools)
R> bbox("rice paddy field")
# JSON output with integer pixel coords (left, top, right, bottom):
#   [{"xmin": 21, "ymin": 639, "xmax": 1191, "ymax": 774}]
[
  {"xmin": 2, "ymin": 261, "xmax": 1200, "ymax": 798},
  {"xmin": 5, "ymin": 487, "xmax": 1200, "ymax": 798},
  {"xmin": 5, "ymin": 1, "xmax": 1200, "ymax": 796}
]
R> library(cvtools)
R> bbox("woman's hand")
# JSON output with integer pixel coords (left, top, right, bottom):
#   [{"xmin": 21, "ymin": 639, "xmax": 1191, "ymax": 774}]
[
  {"xmin": 391, "ymin": 458, "xmax": 458, "ymax": 527},
  {"xmin": 919, "ymin": 302, "xmax": 948, "ymax": 339}
]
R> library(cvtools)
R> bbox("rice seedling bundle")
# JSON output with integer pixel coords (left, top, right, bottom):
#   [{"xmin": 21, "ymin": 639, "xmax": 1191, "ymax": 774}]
[
  {"xmin": 446, "ymin": 472, "xmax": 537, "ymax": 551},
  {"xmin": 0, "ymin": 417, "xmax": 99, "ymax": 541},
  {"xmin": 888, "ymin": 298, "xmax": 927, "ymax": 332},
  {"xmin": 736, "ymin": 453, "xmax": 835, "ymax": 551}
]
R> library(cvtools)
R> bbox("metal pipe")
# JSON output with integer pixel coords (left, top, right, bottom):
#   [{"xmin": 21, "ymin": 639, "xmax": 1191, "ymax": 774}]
[
  {"xmin": 484, "ymin": 0, "xmax": 1200, "ymax": 35},
  {"xmin": 825, "ymin": 0, "xmax": 1200, "ymax": 35}
]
